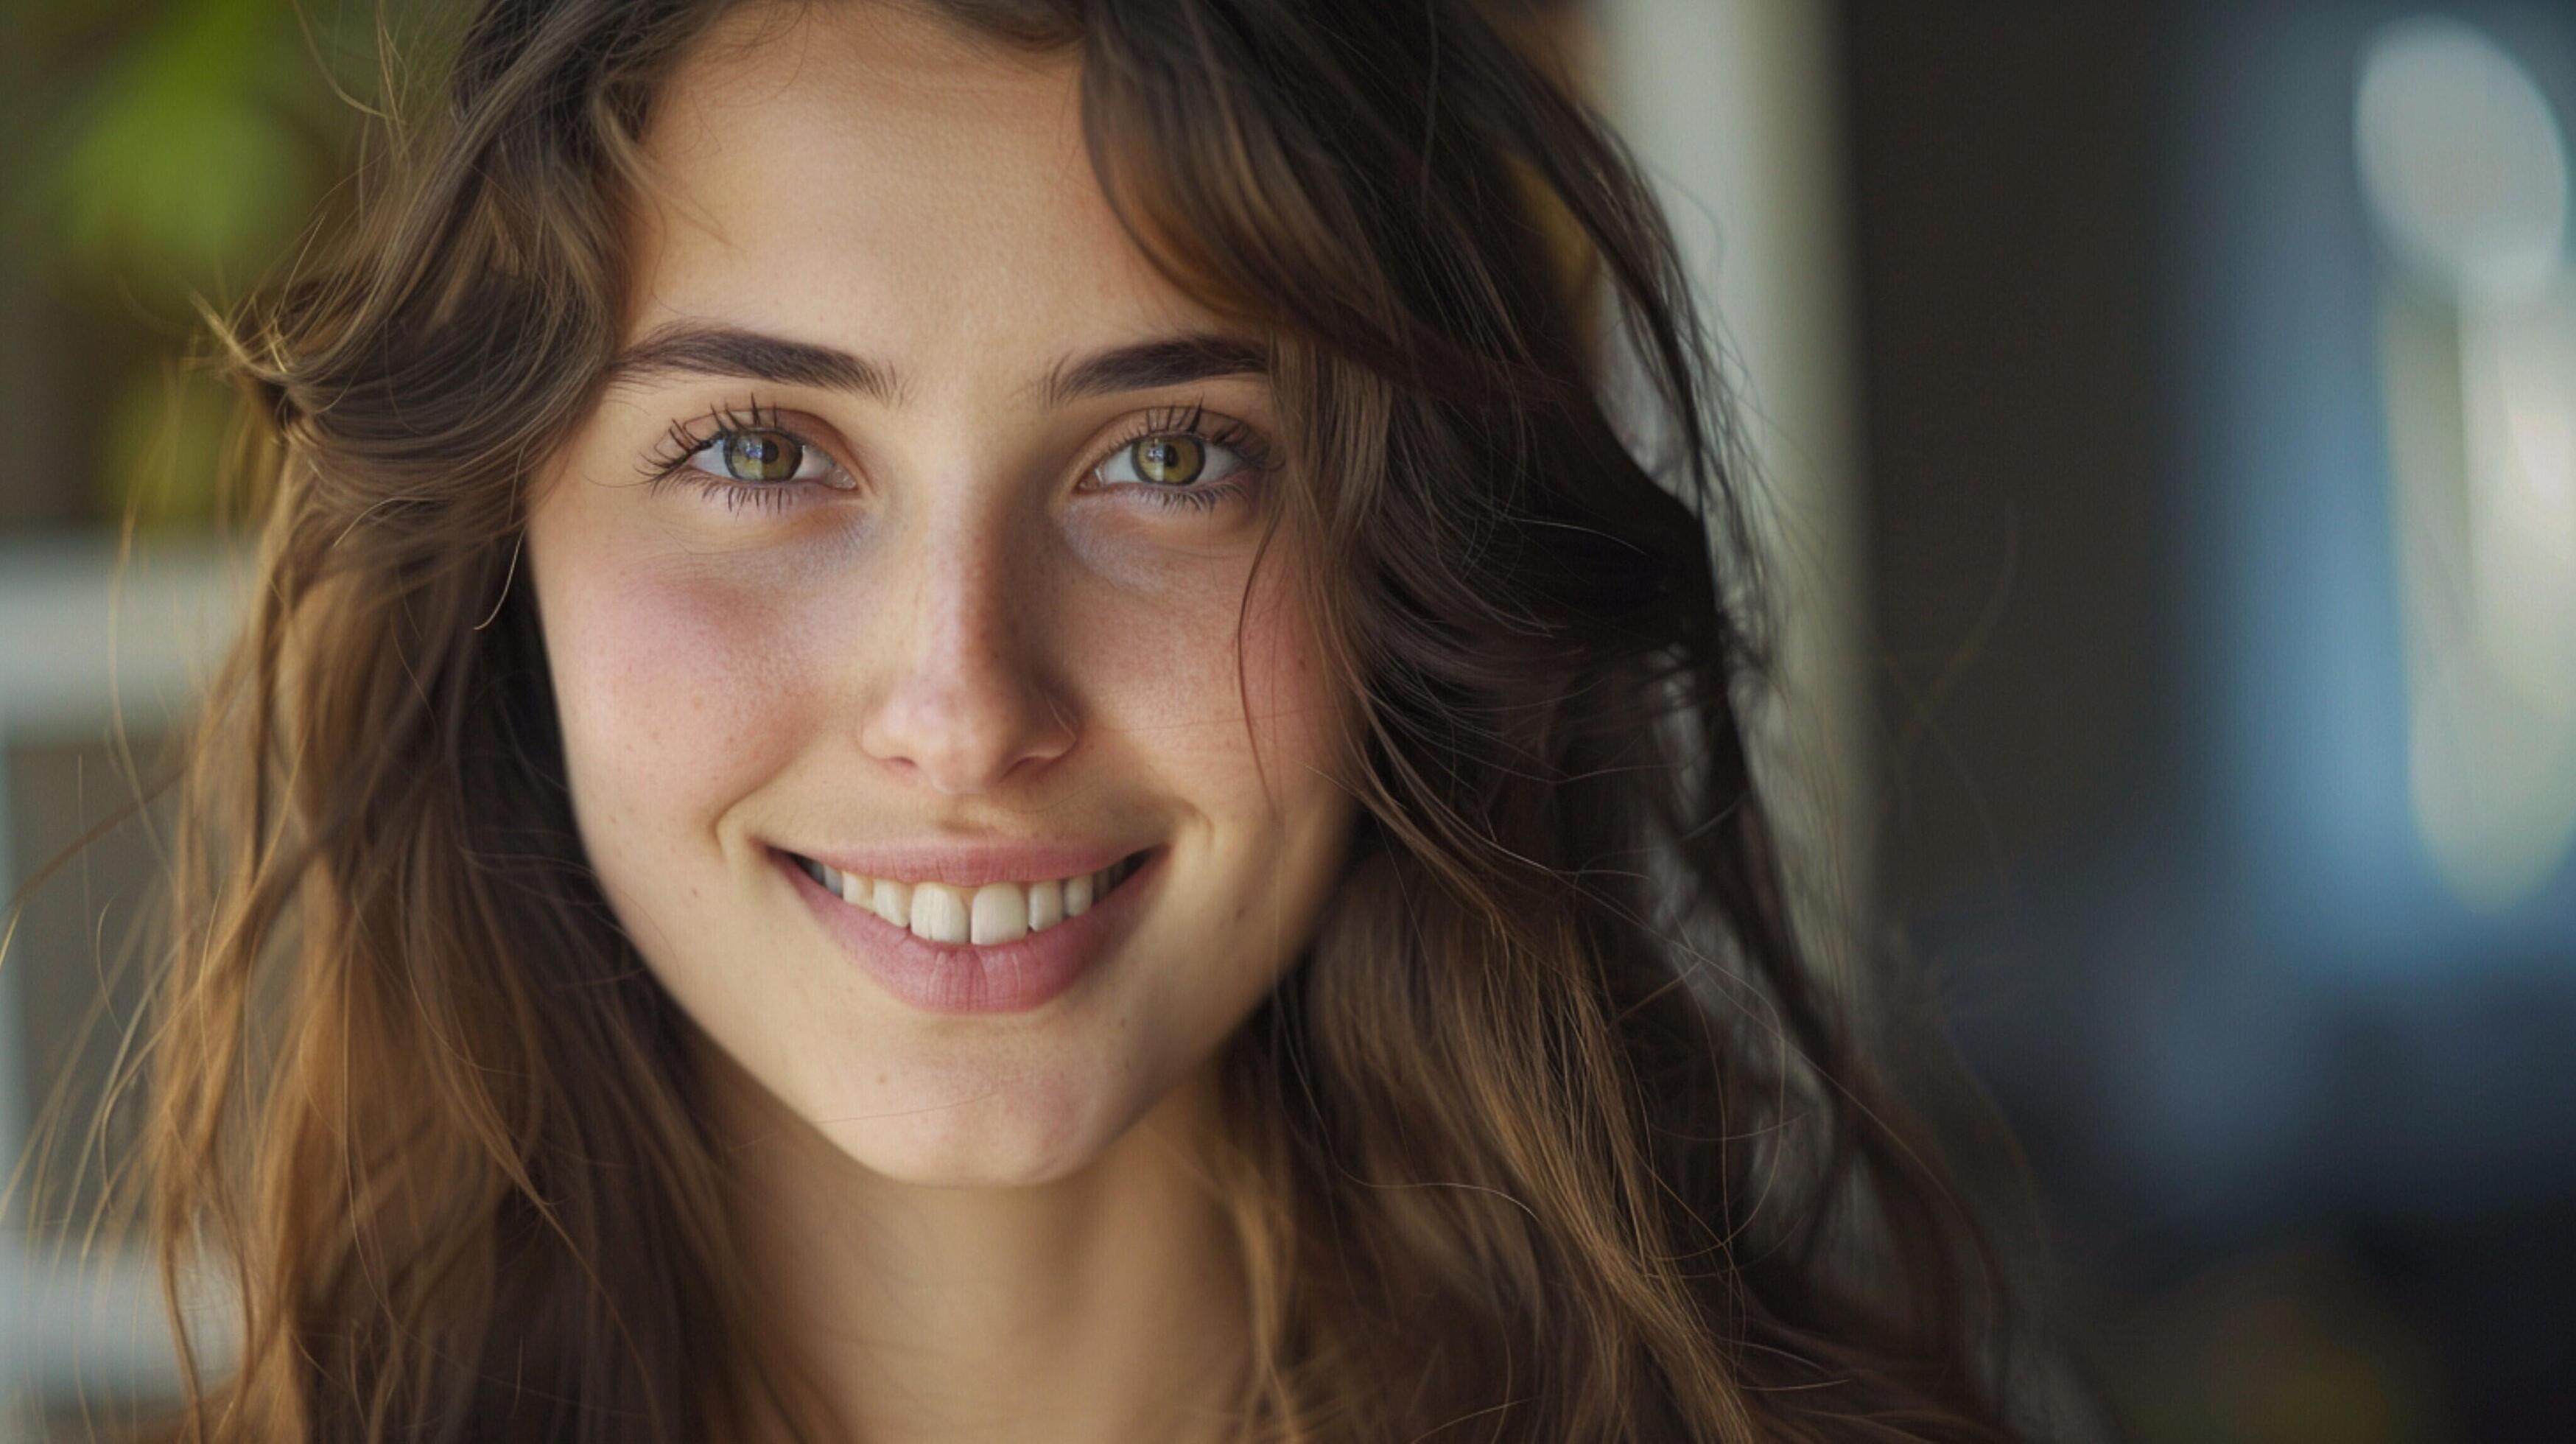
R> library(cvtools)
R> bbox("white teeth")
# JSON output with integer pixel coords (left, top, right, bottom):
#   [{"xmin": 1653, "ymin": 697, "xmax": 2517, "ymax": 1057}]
[
  {"xmin": 1028, "ymin": 878, "xmax": 1064, "ymax": 930},
  {"xmin": 871, "ymin": 877, "xmax": 910, "ymax": 929},
  {"xmin": 799, "ymin": 852, "xmax": 1145, "ymax": 943},
  {"xmin": 908, "ymin": 883, "xmax": 969, "ymax": 944},
  {"xmin": 969, "ymin": 883, "xmax": 1029, "ymax": 944}
]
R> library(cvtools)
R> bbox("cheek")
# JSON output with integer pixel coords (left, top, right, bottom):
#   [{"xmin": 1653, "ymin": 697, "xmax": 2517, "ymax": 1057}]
[
  {"xmin": 1189, "ymin": 548, "xmax": 1347, "ymax": 820},
  {"xmin": 1148, "ymin": 552, "xmax": 1355, "ymax": 1040},
  {"xmin": 534, "ymin": 547, "xmax": 819, "ymax": 869},
  {"xmin": 1085, "ymin": 535, "xmax": 1352, "ymax": 890},
  {"xmin": 1237, "ymin": 558, "xmax": 1347, "ymax": 787}
]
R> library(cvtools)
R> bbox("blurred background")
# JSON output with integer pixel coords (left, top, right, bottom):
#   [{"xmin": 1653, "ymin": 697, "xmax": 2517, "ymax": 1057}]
[{"xmin": 1, "ymin": 1, "xmax": 2571, "ymax": 1440}]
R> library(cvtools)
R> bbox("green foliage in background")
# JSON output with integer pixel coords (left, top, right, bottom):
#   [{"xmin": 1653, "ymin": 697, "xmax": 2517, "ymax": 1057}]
[
  {"xmin": 4, "ymin": 0, "xmax": 441, "ymax": 528},
  {"xmin": 48, "ymin": 0, "xmax": 315, "ymax": 303}
]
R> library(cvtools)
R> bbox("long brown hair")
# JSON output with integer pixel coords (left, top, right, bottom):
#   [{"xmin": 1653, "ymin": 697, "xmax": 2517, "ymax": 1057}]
[{"xmin": 61, "ymin": 0, "xmax": 2038, "ymax": 1437}]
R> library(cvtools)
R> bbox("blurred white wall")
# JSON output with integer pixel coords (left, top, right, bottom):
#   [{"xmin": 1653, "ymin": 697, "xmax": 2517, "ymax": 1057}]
[{"xmin": 1598, "ymin": 0, "xmax": 1875, "ymax": 981}]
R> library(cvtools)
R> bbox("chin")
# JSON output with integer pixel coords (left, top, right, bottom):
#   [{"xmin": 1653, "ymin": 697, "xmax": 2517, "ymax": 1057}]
[{"xmin": 814, "ymin": 1059, "xmax": 1135, "ymax": 1189}]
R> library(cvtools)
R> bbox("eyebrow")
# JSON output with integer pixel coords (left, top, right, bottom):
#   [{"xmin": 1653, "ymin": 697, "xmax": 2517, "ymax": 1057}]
[
  {"xmin": 607, "ymin": 323, "xmax": 898, "ymax": 402},
  {"xmin": 1039, "ymin": 334, "xmax": 1270, "ymax": 407},
  {"xmin": 603, "ymin": 324, "xmax": 1269, "ymax": 408}
]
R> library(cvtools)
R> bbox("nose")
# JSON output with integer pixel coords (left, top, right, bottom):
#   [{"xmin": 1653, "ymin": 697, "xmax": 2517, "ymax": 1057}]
[{"xmin": 857, "ymin": 508, "xmax": 1077, "ymax": 795}]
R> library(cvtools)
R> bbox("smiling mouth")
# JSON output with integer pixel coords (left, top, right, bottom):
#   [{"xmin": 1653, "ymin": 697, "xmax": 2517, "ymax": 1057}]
[{"xmin": 782, "ymin": 849, "xmax": 1153, "ymax": 947}]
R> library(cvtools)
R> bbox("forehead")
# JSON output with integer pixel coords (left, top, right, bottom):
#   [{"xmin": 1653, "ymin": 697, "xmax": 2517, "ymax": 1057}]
[{"xmin": 631, "ymin": 2, "xmax": 1204, "ymax": 382}]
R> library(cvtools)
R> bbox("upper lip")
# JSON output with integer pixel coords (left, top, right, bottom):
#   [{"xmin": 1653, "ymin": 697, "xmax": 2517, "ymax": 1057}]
[{"xmin": 774, "ymin": 838, "xmax": 1154, "ymax": 889}]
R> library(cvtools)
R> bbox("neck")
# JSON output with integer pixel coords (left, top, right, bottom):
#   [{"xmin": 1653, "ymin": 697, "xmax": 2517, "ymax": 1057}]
[{"xmin": 707, "ymin": 1051, "xmax": 1252, "ymax": 1444}]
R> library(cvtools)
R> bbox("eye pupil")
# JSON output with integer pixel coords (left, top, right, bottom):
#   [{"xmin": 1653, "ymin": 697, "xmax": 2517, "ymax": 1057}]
[
  {"xmin": 1132, "ymin": 435, "xmax": 1204, "ymax": 486},
  {"xmin": 723, "ymin": 430, "xmax": 800, "ymax": 482}
]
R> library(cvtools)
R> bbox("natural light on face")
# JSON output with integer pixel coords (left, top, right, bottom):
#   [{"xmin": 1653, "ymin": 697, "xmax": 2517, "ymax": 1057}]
[{"xmin": 523, "ymin": 3, "xmax": 1358, "ymax": 1186}]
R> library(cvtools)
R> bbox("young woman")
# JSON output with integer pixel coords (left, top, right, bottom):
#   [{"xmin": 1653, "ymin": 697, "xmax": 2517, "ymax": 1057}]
[{"xmin": 128, "ymin": 0, "xmax": 2035, "ymax": 1437}]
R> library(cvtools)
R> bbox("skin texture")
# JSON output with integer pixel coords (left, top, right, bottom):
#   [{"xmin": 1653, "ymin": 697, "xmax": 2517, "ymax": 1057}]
[{"xmin": 522, "ymin": 5, "xmax": 1359, "ymax": 1437}]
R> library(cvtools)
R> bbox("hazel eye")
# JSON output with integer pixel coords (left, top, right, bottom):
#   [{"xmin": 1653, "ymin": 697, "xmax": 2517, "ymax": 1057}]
[
  {"xmin": 1099, "ymin": 433, "xmax": 1244, "ymax": 489},
  {"xmin": 690, "ymin": 428, "xmax": 829, "ymax": 483}
]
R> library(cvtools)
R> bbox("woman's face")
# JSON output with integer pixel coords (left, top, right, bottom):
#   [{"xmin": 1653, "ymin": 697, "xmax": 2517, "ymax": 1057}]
[{"xmin": 525, "ymin": 4, "xmax": 1356, "ymax": 1187}]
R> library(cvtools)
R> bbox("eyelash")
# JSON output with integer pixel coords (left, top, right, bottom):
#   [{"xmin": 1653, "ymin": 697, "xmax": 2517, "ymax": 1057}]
[{"xmin": 639, "ymin": 399, "xmax": 1274, "ymax": 516}]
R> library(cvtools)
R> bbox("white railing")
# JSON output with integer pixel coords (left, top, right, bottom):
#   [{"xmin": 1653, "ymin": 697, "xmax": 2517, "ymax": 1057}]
[{"xmin": 0, "ymin": 533, "xmax": 247, "ymax": 1442}]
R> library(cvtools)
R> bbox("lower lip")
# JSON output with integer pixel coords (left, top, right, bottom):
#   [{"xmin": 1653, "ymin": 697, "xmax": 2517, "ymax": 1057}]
[{"xmin": 774, "ymin": 847, "xmax": 1162, "ymax": 1014}]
